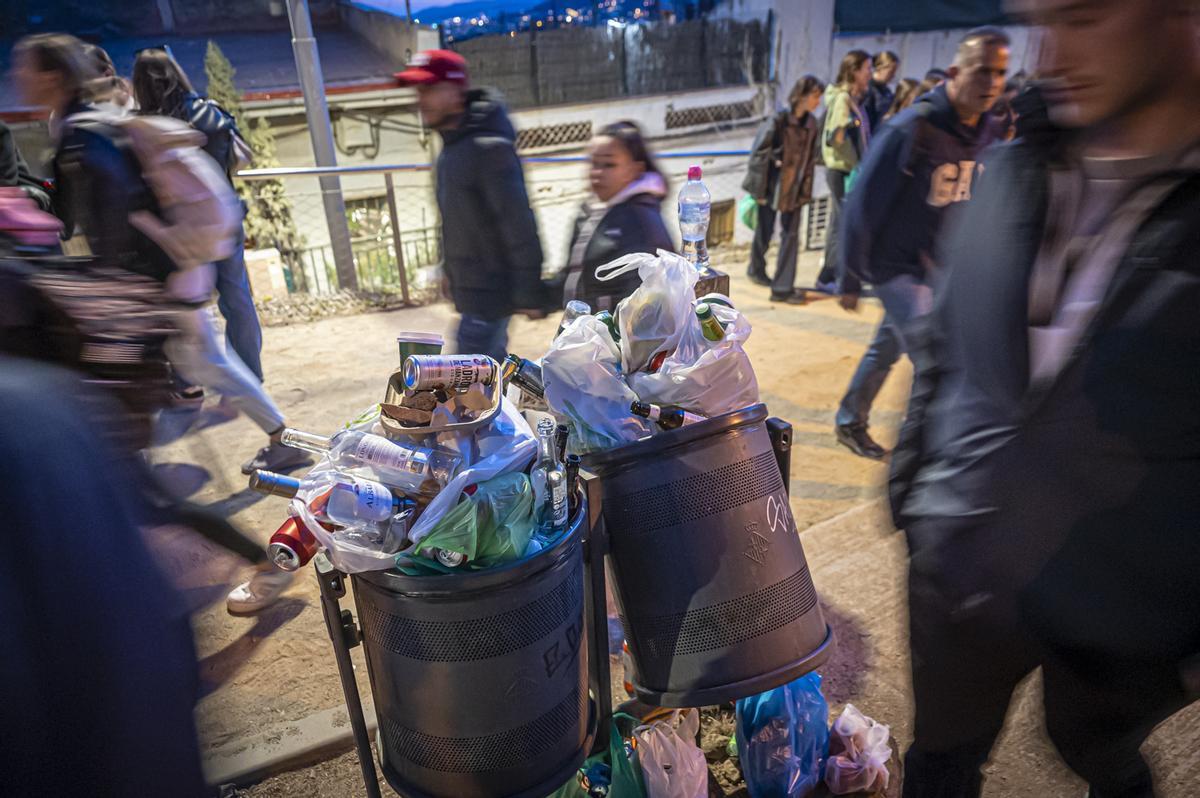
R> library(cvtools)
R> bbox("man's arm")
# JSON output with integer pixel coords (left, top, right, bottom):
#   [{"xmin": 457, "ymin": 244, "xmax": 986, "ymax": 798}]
[
  {"xmin": 837, "ymin": 121, "xmax": 914, "ymax": 295},
  {"xmin": 477, "ymin": 137, "xmax": 545, "ymax": 311}
]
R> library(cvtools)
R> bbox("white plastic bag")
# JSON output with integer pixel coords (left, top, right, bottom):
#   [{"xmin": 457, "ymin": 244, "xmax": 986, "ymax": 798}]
[
  {"xmin": 293, "ymin": 401, "xmax": 537, "ymax": 573},
  {"xmin": 628, "ymin": 300, "xmax": 759, "ymax": 418},
  {"xmin": 598, "ymin": 250, "xmax": 698, "ymax": 373},
  {"xmin": 634, "ymin": 708, "xmax": 707, "ymax": 798},
  {"xmin": 543, "ymin": 315, "xmax": 652, "ymax": 454},
  {"xmin": 824, "ymin": 704, "xmax": 892, "ymax": 795}
]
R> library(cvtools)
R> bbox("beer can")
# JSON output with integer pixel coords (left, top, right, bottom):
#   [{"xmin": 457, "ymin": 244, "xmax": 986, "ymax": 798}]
[
  {"xmin": 403, "ymin": 354, "xmax": 496, "ymax": 393},
  {"xmin": 434, "ymin": 548, "xmax": 467, "ymax": 568},
  {"xmin": 268, "ymin": 516, "xmax": 321, "ymax": 572}
]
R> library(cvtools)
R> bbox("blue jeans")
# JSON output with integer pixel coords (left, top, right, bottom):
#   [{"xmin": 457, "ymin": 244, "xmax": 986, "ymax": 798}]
[
  {"xmin": 836, "ymin": 274, "xmax": 931, "ymax": 427},
  {"xmin": 456, "ymin": 313, "xmax": 511, "ymax": 364},
  {"xmin": 214, "ymin": 226, "xmax": 264, "ymax": 382}
]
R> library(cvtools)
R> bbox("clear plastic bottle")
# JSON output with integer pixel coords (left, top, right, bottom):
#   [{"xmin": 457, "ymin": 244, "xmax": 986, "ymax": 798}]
[
  {"xmin": 279, "ymin": 428, "xmax": 459, "ymax": 496},
  {"xmin": 556, "ymin": 299, "xmax": 592, "ymax": 337},
  {"xmin": 677, "ymin": 165, "xmax": 711, "ymax": 269},
  {"xmin": 530, "ymin": 418, "xmax": 568, "ymax": 546}
]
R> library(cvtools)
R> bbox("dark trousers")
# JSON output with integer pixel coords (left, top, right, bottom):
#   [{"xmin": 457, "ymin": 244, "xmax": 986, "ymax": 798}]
[
  {"xmin": 818, "ymin": 168, "xmax": 848, "ymax": 286},
  {"xmin": 456, "ymin": 313, "xmax": 510, "ymax": 364},
  {"xmin": 214, "ymin": 225, "xmax": 265, "ymax": 382},
  {"xmin": 748, "ymin": 203, "xmax": 801, "ymax": 296},
  {"xmin": 903, "ymin": 517, "xmax": 1190, "ymax": 798}
]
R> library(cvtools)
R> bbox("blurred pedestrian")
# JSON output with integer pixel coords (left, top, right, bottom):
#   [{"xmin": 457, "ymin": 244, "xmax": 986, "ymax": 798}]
[
  {"xmin": 891, "ymin": 1, "xmax": 1200, "ymax": 795},
  {"xmin": 559, "ymin": 120, "xmax": 673, "ymax": 313},
  {"xmin": 133, "ymin": 47, "xmax": 263, "ymax": 390},
  {"xmin": 398, "ymin": 49, "xmax": 546, "ymax": 363},
  {"xmin": 12, "ymin": 33, "xmax": 309, "ymax": 614},
  {"xmin": 0, "ymin": 118, "xmax": 52, "ymax": 212},
  {"xmin": 743, "ymin": 75, "xmax": 825, "ymax": 303},
  {"xmin": 863, "ymin": 50, "xmax": 901, "ymax": 132},
  {"xmin": 0, "ymin": 357, "xmax": 207, "ymax": 798},
  {"xmin": 817, "ymin": 49, "xmax": 873, "ymax": 289},
  {"xmin": 884, "ymin": 78, "xmax": 927, "ymax": 121},
  {"xmin": 83, "ymin": 42, "xmax": 134, "ymax": 113},
  {"xmin": 924, "ymin": 67, "xmax": 949, "ymax": 87},
  {"xmin": 833, "ymin": 27, "xmax": 1010, "ymax": 459}
]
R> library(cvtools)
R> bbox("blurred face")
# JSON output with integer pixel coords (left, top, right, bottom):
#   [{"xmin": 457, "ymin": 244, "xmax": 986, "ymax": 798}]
[
  {"xmin": 11, "ymin": 50, "xmax": 62, "ymax": 110},
  {"xmin": 875, "ymin": 61, "xmax": 899, "ymax": 84},
  {"xmin": 948, "ymin": 43, "xmax": 1010, "ymax": 119},
  {"xmin": 589, "ymin": 136, "xmax": 644, "ymax": 202},
  {"xmin": 854, "ymin": 59, "xmax": 874, "ymax": 94},
  {"xmin": 415, "ymin": 81, "xmax": 466, "ymax": 130},
  {"xmin": 803, "ymin": 88, "xmax": 823, "ymax": 114},
  {"xmin": 1023, "ymin": 0, "xmax": 1189, "ymax": 128}
]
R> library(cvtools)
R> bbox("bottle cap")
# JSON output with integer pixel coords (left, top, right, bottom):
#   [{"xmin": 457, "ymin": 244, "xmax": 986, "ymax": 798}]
[
  {"xmin": 687, "ymin": 165, "xmax": 702, "ymax": 180},
  {"xmin": 695, "ymin": 301, "xmax": 712, "ymax": 318}
]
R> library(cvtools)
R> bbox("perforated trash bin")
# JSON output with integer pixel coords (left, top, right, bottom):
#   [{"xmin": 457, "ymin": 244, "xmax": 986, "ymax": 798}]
[
  {"xmin": 350, "ymin": 511, "xmax": 591, "ymax": 798},
  {"xmin": 584, "ymin": 403, "xmax": 833, "ymax": 707}
]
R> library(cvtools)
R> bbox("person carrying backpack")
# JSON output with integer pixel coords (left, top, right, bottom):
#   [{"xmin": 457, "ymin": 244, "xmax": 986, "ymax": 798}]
[
  {"xmin": 133, "ymin": 48, "xmax": 264, "ymax": 387},
  {"xmin": 13, "ymin": 33, "xmax": 310, "ymax": 614}
]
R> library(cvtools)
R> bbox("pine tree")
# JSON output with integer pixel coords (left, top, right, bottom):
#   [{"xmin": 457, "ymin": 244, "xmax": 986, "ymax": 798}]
[{"xmin": 204, "ymin": 40, "xmax": 305, "ymax": 280}]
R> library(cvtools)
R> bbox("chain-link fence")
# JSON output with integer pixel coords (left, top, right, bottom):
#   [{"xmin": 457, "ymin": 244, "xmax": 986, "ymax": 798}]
[{"xmin": 236, "ymin": 150, "xmax": 833, "ymax": 299}]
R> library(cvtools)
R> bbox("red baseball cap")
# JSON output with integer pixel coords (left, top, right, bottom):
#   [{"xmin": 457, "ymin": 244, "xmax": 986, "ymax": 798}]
[{"xmin": 395, "ymin": 50, "xmax": 469, "ymax": 87}]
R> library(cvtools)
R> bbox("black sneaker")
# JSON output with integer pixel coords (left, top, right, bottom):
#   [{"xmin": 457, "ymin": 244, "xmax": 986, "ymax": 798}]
[
  {"xmin": 240, "ymin": 441, "xmax": 313, "ymax": 476},
  {"xmin": 746, "ymin": 270, "xmax": 771, "ymax": 287},
  {"xmin": 770, "ymin": 289, "xmax": 808, "ymax": 305},
  {"xmin": 835, "ymin": 423, "xmax": 887, "ymax": 459}
]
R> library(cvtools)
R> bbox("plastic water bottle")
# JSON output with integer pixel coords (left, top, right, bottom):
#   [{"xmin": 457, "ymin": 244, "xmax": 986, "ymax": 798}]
[{"xmin": 678, "ymin": 165, "xmax": 711, "ymax": 269}]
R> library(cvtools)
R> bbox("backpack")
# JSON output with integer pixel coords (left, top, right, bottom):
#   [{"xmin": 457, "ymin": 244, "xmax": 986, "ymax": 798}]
[{"xmin": 67, "ymin": 111, "xmax": 242, "ymax": 274}]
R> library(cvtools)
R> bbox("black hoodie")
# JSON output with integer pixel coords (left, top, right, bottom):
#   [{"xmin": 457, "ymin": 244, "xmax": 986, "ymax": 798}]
[
  {"xmin": 839, "ymin": 84, "xmax": 999, "ymax": 292},
  {"xmin": 436, "ymin": 88, "xmax": 544, "ymax": 319}
]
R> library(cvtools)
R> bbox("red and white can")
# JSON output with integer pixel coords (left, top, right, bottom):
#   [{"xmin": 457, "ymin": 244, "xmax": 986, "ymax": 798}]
[{"xmin": 268, "ymin": 516, "xmax": 321, "ymax": 572}]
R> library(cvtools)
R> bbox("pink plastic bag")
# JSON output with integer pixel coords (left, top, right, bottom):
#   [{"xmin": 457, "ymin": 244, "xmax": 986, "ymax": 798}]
[{"xmin": 824, "ymin": 704, "xmax": 891, "ymax": 794}]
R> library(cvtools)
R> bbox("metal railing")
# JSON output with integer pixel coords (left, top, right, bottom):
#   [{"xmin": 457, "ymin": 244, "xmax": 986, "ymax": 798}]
[{"xmin": 235, "ymin": 149, "xmax": 831, "ymax": 299}]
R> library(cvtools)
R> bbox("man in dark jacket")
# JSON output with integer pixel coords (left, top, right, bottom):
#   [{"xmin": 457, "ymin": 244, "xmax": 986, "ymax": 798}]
[
  {"xmin": 398, "ymin": 50, "xmax": 545, "ymax": 362},
  {"xmin": 892, "ymin": 1, "xmax": 1200, "ymax": 795},
  {"xmin": 833, "ymin": 28, "xmax": 1009, "ymax": 459},
  {"xmin": 0, "ymin": 119, "xmax": 52, "ymax": 211}
]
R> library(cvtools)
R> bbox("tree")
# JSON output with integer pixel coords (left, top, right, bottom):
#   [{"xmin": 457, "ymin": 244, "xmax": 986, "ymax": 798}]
[{"xmin": 204, "ymin": 40, "xmax": 305, "ymax": 282}]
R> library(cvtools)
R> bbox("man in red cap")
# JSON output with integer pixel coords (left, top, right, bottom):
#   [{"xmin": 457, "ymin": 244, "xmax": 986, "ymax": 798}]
[{"xmin": 397, "ymin": 50, "xmax": 546, "ymax": 362}]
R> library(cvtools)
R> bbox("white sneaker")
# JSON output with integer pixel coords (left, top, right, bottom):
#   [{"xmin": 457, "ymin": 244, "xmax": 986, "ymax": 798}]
[{"xmin": 226, "ymin": 569, "xmax": 295, "ymax": 615}]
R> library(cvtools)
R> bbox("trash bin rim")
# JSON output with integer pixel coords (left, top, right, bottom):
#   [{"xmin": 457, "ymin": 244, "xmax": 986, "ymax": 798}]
[
  {"xmin": 581, "ymin": 402, "xmax": 768, "ymax": 477},
  {"xmin": 356, "ymin": 502, "xmax": 586, "ymax": 598}
]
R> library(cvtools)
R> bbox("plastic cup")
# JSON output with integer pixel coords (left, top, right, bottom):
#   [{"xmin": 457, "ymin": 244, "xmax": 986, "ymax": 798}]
[{"xmin": 397, "ymin": 331, "xmax": 444, "ymax": 364}]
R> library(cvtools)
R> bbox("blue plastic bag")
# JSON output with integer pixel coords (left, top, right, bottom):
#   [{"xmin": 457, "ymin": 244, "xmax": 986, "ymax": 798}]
[{"xmin": 735, "ymin": 672, "xmax": 830, "ymax": 798}]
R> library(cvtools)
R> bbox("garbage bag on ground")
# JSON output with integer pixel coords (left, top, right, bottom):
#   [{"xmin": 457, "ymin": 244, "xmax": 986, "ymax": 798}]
[
  {"xmin": 394, "ymin": 472, "xmax": 535, "ymax": 574},
  {"xmin": 634, "ymin": 708, "xmax": 707, "ymax": 798},
  {"xmin": 824, "ymin": 704, "xmax": 891, "ymax": 795},
  {"xmin": 628, "ymin": 300, "xmax": 759, "ymax": 418},
  {"xmin": 735, "ymin": 672, "xmax": 829, "ymax": 798},
  {"xmin": 546, "ymin": 712, "xmax": 647, "ymax": 798},
  {"xmin": 598, "ymin": 250, "xmax": 698, "ymax": 374},
  {"xmin": 543, "ymin": 315, "xmax": 652, "ymax": 454}
]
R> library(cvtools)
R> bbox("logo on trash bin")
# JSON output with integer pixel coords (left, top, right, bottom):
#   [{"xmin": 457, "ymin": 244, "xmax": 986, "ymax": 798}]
[
  {"xmin": 743, "ymin": 520, "xmax": 771, "ymax": 564},
  {"xmin": 542, "ymin": 618, "xmax": 583, "ymax": 679}
]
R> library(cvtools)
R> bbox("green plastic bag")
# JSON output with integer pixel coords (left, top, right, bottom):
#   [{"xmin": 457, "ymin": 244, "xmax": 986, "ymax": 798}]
[
  {"xmin": 396, "ymin": 472, "xmax": 535, "ymax": 574},
  {"xmin": 543, "ymin": 713, "xmax": 647, "ymax": 798},
  {"xmin": 738, "ymin": 194, "xmax": 758, "ymax": 230}
]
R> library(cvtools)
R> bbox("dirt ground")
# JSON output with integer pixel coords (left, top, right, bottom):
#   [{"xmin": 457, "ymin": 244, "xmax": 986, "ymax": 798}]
[{"xmin": 152, "ymin": 248, "xmax": 1199, "ymax": 796}]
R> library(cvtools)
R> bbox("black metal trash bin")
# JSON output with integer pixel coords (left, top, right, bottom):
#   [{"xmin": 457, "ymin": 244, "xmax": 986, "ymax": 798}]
[
  {"xmin": 350, "ymin": 511, "xmax": 591, "ymax": 798},
  {"xmin": 585, "ymin": 403, "xmax": 833, "ymax": 707}
]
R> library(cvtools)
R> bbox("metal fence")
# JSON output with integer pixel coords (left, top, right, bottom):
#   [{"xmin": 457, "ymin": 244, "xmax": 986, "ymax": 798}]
[{"xmin": 235, "ymin": 150, "xmax": 832, "ymax": 299}]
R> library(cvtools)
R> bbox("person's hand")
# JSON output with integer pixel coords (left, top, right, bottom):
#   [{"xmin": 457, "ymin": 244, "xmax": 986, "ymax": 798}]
[
  {"xmin": 515, "ymin": 308, "xmax": 547, "ymax": 320},
  {"xmin": 756, "ymin": 198, "xmax": 768, "ymax": 206},
  {"xmin": 839, "ymin": 293, "xmax": 860, "ymax": 312},
  {"xmin": 439, "ymin": 274, "xmax": 451, "ymax": 300}
]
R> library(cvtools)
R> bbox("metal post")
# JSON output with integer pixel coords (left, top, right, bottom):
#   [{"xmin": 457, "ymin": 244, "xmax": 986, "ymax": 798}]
[
  {"xmin": 315, "ymin": 556, "xmax": 382, "ymax": 798},
  {"xmin": 286, "ymin": 0, "xmax": 358, "ymax": 291},
  {"xmin": 383, "ymin": 172, "xmax": 411, "ymax": 304},
  {"xmin": 581, "ymin": 471, "xmax": 612, "ymax": 755}
]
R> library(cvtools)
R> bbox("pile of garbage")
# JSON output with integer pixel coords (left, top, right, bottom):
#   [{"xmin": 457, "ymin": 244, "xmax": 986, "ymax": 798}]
[
  {"xmin": 250, "ymin": 347, "xmax": 578, "ymax": 575},
  {"xmin": 505, "ymin": 249, "xmax": 760, "ymax": 454}
]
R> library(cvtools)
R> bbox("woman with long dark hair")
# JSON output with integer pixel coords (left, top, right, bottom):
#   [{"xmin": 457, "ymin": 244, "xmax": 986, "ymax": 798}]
[
  {"xmin": 743, "ymin": 74, "xmax": 825, "ymax": 303},
  {"xmin": 560, "ymin": 120, "xmax": 674, "ymax": 312},
  {"xmin": 818, "ymin": 49, "xmax": 873, "ymax": 288},
  {"xmin": 133, "ymin": 48, "xmax": 263, "ymax": 386}
]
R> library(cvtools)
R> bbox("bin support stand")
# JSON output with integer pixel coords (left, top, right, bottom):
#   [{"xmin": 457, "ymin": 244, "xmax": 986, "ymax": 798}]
[
  {"xmin": 580, "ymin": 472, "xmax": 612, "ymax": 756},
  {"xmin": 315, "ymin": 554, "xmax": 383, "ymax": 798}
]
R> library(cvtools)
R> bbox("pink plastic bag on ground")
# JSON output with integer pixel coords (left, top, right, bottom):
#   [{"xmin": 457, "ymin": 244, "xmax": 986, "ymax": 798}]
[{"xmin": 824, "ymin": 704, "xmax": 891, "ymax": 794}]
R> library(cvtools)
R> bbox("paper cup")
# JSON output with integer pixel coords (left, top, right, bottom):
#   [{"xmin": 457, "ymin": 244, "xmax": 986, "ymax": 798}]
[{"xmin": 397, "ymin": 331, "xmax": 444, "ymax": 364}]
